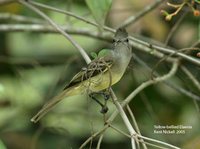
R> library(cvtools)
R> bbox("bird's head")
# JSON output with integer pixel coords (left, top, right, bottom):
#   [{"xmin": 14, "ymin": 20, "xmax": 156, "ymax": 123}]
[{"xmin": 113, "ymin": 28, "xmax": 129, "ymax": 47}]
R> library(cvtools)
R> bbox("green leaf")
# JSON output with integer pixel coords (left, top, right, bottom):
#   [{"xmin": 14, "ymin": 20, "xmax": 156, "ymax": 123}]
[
  {"xmin": 98, "ymin": 49, "xmax": 111, "ymax": 57},
  {"xmin": 86, "ymin": 0, "xmax": 112, "ymax": 27},
  {"xmin": 90, "ymin": 49, "xmax": 111, "ymax": 59},
  {"xmin": 90, "ymin": 52, "xmax": 98, "ymax": 59}
]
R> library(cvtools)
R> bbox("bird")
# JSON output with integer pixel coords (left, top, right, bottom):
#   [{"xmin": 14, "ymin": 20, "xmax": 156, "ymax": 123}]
[{"xmin": 31, "ymin": 28, "xmax": 132, "ymax": 123}]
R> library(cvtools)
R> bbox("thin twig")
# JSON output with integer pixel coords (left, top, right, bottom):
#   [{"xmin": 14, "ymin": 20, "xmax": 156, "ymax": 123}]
[
  {"xmin": 122, "ymin": 61, "xmax": 179, "ymax": 107},
  {"xmin": 181, "ymin": 65, "xmax": 200, "ymax": 119},
  {"xmin": 130, "ymin": 36, "xmax": 200, "ymax": 66},
  {"xmin": 96, "ymin": 134, "xmax": 104, "ymax": 149},
  {"xmin": 165, "ymin": 12, "xmax": 187, "ymax": 45},
  {"xmin": 139, "ymin": 92, "xmax": 158, "ymax": 122},
  {"xmin": 164, "ymin": 82, "xmax": 200, "ymax": 101},
  {"xmin": 119, "ymin": 0, "xmax": 163, "ymax": 28},
  {"xmin": 151, "ymin": 47, "xmax": 199, "ymax": 78},
  {"xmin": 79, "ymin": 127, "xmax": 108, "ymax": 149},
  {"xmin": 109, "ymin": 124, "xmax": 171, "ymax": 149},
  {"xmin": 23, "ymin": 0, "xmax": 200, "ymax": 66},
  {"xmin": 18, "ymin": 0, "xmax": 91, "ymax": 64},
  {"xmin": 133, "ymin": 54, "xmax": 200, "ymax": 101},
  {"xmin": 193, "ymin": 99, "xmax": 200, "ymax": 119},
  {"xmin": 18, "ymin": 2, "xmax": 138, "ymax": 148},
  {"xmin": 84, "ymin": 61, "xmax": 179, "ymax": 149},
  {"xmin": 0, "ymin": 24, "xmax": 112, "ymax": 41},
  {"xmin": 91, "ymin": 62, "xmax": 177, "ymax": 149},
  {"xmin": 0, "ymin": 13, "xmax": 45, "ymax": 24},
  {"xmin": 151, "ymin": 44, "xmax": 200, "ymax": 66},
  {"xmin": 114, "ymin": 62, "xmax": 179, "ymax": 149},
  {"xmin": 2, "ymin": 22, "xmax": 199, "ymax": 67},
  {"xmin": 137, "ymin": 134, "xmax": 180, "ymax": 149},
  {"xmin": 110, "ymin": 90, "xmax": 136, "ymax": 149},
  {"xmin": 181, "ymin": 66, "xmax": 200, "ymax": 91},
  {"xmin": 13, "ymin": 1, "xmax": 191, "ymax": 149},
  {"xmin": 89, "ymin": 136, "xmax": 93, "ymax": 149},
  {"xmin": 109, "ymin": 124, "xmax": 130, "ymax": 138},
  {"xmin": 30, "ymin": 0, "xmax": 115, "ymax": 34},
  {"xmin": 137, "ymin": 142, "xmax": 170, "ymax": 149},
  {"xmin": 127, "ymin": 105, "xmax": 148, "ymax": 149}
]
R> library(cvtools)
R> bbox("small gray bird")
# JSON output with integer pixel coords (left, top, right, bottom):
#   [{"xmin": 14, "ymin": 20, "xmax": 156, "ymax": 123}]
[{"xmin": 31, "ymin": 28, "xmax": 132, "ymax": 123}]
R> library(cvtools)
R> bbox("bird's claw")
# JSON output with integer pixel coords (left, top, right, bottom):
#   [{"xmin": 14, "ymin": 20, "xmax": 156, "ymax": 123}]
[{"xmin": 100, "ymin": 106, "xmax": 108, "ymax": 114}]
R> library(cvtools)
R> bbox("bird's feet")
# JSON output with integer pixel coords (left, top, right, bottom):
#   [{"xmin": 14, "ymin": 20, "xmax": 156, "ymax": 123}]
[
  {"xmin": 100, "ymin": 106, "xmax": 108, "ymax": 114},
  {"xmin": 102, "ymin": 91, "xmax": 110, "ymax": 100},
  {"xmin": 89, "ymin": 93, "xmax": 109, "ymax": 114}
]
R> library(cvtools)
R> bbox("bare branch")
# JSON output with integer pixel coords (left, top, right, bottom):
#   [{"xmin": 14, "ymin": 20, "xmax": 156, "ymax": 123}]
[
  {"xmin": 0, "ymin": 13, "xmax": 45, "ymax": 24},
  {"xmin": 165, "ymin": 12, "xmax": 188, "ymax": 45},
  {"xmin": 18, "ymin": 0, "xmax": 91, "ymax": 64},
  {"xmin": 137, "ymin": 134, "xmax": 180, "ymax": 149},
  {"xmin": 29, "ymin": 0, "xmax": 103, "ymax": 30},
  {"xmin": 123, "ymin": 61, "xmax": 179, "ymax": 107},
  {"xmin": 127, "ymin": 105, "xmax": 148, "ymax": 149},
  {"xmin": 96, "ymin": 134, "xmax": 104, "ymax": 149},
  {"xmin": 88, "ymin": 61, "xmax": 179, "ymax": 149},
  {"xmin": 0, "ymin": 24, "xmax": 111, "ymax": 41},
  {"xmin": 129, "ymin": 36, "xmax": 200, "ymax": 66},
  {"xmin": 107, "ymin": 61, "xmax": 179, "ymax": 124},
  {"xmin": 181, "ymin": 66, "xmax": 200, "ymax": 91},
  {"xmin": 6, "ymin": 1, "xmax": 197, "ymax": 149},
  {"xmin": 14, "ymin": 2, "xmax": 139, "ymax": 148},
  {"xmin": 110, "ymin": 90, "xmax": 136, "ymax": 149},
  {"xmin": 133, "ymin": 54, "xmax": 200, "ymax": 101},
  {"xmin": 119, "ymin": 0, "xmax": 163, "ymax": 28},
  {"xmin": 79, "ymin": 127, "xmax": 108, "ymax": 149},
  {"xmin": 164, "ymin": 82, "xmax": 200, "ymax": 101},
  {"xmin": 181, "ymin": 65, "xmax": 200, "ymax": 119},
  {"xmin": 80, "ymin": 60, "xmax": 179, "ymax": 149},
  {"xmin": 24, "ymin": 0, "xmax": 200, "ymax": 66}
]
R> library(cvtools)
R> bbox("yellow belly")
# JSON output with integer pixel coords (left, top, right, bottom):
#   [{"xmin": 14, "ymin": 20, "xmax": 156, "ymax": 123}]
[
  {"xmin": 88, "ymin": 70, "xmax": 122, "ymax": 92},
  {"xmin": 67, "ymin": 71, "xmax": 122, "ymax": 96}
]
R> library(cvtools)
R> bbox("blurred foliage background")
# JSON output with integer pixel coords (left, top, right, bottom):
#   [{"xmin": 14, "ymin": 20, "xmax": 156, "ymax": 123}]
[{"xmin": 0, "ymin": 0, "xmax": 200, "ymax": 149}]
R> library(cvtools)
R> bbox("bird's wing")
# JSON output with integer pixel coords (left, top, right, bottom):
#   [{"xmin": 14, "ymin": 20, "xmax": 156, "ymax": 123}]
[{"xmin": 64, "ymin": 56, "xmax": 114, "ymax": 89}]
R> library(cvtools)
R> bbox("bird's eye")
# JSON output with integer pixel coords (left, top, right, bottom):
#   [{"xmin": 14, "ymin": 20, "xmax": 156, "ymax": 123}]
[
  {"xmin": 112, "ymin": 39, "xmax": 116, "ymax": 42},
  {"xmin": 125, "ymin": 39, "xmax": 129, "ymax": 42}
]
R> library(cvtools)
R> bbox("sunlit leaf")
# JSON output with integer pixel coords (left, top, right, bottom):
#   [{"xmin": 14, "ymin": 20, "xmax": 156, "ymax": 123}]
[
  {"xmin": 98, "ymin": 49, "xmax": 111, "ymax": 57},
  {"xmin": 90, "ymin": 49, "xmax": 111, "ymax": 59},
  {"xmin": 90, "ymin": 52, "xmax": 98, "ymax": 59}
]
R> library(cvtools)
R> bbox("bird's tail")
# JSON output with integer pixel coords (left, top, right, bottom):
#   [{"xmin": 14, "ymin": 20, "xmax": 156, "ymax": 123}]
[{"xmin": 31, "ymin": 89, "xmax": 70, "ymax": 123}]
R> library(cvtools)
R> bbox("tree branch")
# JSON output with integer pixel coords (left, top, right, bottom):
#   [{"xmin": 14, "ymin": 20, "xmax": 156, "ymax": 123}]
[
  {"xmin": 181, "ymin": 66, "xmax": 200, "ymax": 91},
  {"xmin": 96, "ymin": 134, "xmax": 104, "ymax": 149},
  {"xmin": 81, "ymin": 61, "xmax": 180, "ymax": 149},
  {"xmin": 127, "ymin": 105, "xmax": 148, "ymax": 149},
  {"xmin": 119, "ymin": 0, "xmax": 163, "ymax": 28},
  {"xmin": 0, "ymin": 24, "xmax": 111, "ymax": 41},
  {"xmin": 18, "ymin": 1, "xmax": 138, "ymax": 148},
  {"xmin": 0, "ymin": 13, "xmax": 45, "ymax": 24},
  {"xmin": 25, "ymin": 0, "xmax": 200, "ymax": 66},
  {"xmin": 122, "ymin": 61, "xmax": 179, "ymax": 107},
  {"xmin": 132, "ymin": 54, "xmax": 200, "ymax": 101},
  {"xmin": 110, "ymin": 90, "xmax": 136, "ymax": 149},
  {"xmin": 18, "ymin": 0, "xmax": 91, "ymax": 64}
]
